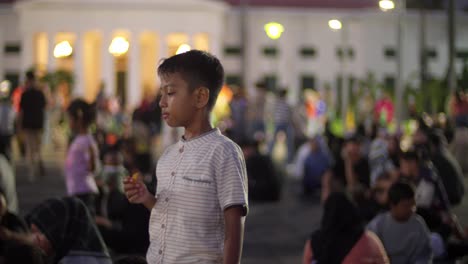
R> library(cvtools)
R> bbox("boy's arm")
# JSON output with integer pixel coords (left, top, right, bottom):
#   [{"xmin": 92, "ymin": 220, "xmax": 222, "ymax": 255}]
[
  {"xmin": 143, "ymin": 196, "xmax": 157, "ymax": 211},
  {"xmin": 223, "ymin": 205, "xmax": 245, "ymax": 264}
]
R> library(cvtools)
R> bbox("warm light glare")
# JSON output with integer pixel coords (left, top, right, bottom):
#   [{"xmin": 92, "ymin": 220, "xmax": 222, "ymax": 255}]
[
  {"xmin": 328, "ymin": 19, "xmax": 343, "ymax": 30},
  {"xmin": 379, "ymin": 0, "xmax": 395, "ymax": 11},
  {"xmin": 109, "ymin": 37, "xmax": 129, "ymax": 57},
  {"xmin": 53, "ymin": 41, "xmax": 73, "ymax": 58},
  {"xmin": 264, "ymin": 22, "xmax": 285, "ymax": 40},
  {"xmin": 0, "ymin": 80, "xmax": 11, "ymax": 98},
  {"xmin": 176, "ymin": 44, "xmax": 191, "ymax": 55}
]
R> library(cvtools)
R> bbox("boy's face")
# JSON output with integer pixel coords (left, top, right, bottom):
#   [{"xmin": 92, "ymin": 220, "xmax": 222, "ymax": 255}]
[
  {"xmin": 159, "ymin": 73, "xmax": 198, "ymax": 128},
  {"xmin": 390, "ymin": 198, "xmax": 416, "ymax": 222}
]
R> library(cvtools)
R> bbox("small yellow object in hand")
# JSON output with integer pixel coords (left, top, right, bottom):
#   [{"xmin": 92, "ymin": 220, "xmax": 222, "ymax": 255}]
[{"xmin": 132, "ymin": 173, "xmax": 140, "ymax": 182}]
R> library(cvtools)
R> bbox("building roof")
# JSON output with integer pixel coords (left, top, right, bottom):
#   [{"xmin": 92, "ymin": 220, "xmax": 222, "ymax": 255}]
[
  {"xmin": 2, "ymin": 0, "xmax": 468, "ymax": 10},
  {"xmin": 224, "ymin": 0, "xmax": 378, "ymax": 9},
  {"xmin": 0, "ymin": 0, "xmax": 377, "ymax": 8}
]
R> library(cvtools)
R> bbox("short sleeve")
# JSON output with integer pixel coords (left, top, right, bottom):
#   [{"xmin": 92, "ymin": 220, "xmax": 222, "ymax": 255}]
[{"xmin": 215, "ymin": 142, "xmax": 249, "ymax": 216}]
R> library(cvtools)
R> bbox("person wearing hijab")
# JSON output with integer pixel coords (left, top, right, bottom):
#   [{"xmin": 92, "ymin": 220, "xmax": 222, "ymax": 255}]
[
  {"xmin": 25, "ymin": 197, "xmax": 112, "ymax": 264},
  {"xmin": 302, "ymin": 192, "xmax": 389, "ymax": 264}
]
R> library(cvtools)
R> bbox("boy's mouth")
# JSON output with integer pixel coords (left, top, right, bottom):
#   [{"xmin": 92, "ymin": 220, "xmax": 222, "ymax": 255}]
[{"xmin": 162, "ymin": 113, "xmax": 169, "ymax": 120}]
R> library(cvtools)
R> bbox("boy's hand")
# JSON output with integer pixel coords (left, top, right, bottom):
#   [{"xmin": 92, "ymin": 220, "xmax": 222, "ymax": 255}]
[{"xmin": 123, "ymin": 175, "xmax": 155, "ymax": 209}]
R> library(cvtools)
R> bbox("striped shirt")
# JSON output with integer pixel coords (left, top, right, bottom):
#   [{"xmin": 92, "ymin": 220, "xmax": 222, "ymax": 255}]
[
  {"xmin": 274, "ymin": 98, "xmax": 291, "ymax": 124},
  {"xmin": 147, "ymin": 128, "xmax": 249, "ymax": 264}
]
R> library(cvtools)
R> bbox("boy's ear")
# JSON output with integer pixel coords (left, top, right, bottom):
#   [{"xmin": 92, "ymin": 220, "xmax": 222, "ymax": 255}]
[{"xmin": 194, "ymin": 87, "xmax": 210, "ymax": 108}]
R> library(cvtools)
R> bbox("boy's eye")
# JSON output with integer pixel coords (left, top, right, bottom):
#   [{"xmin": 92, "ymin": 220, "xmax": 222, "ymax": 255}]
[{"xmin": 167, "ymin": 92, "xmax": 175, "ymax": 96}]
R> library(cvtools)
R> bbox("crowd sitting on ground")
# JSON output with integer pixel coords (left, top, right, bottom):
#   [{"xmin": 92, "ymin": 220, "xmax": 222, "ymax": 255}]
[
  {"xmin": 298, "ymin": 109, "xmax": 468, "ymax": 263},
  {"xmin": 0, "ymin": 66, "xmax": 467, "ymax": 263}
]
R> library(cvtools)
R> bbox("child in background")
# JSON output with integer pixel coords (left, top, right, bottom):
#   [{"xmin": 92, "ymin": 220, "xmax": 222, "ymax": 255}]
[
  {"xmin": 367, "ymin": 181, "xmax": 433, "ymax": 264},
  {"xmin": 95, "ymin": 150, "xmax": 128, "ymax": 217},
  {"xmin": 65, "ymin": 99, "xmax": 100, "ymax": 215},
  {"xmin": 97, "ymin": 150, "xmax": 127, "ymax": 193}
]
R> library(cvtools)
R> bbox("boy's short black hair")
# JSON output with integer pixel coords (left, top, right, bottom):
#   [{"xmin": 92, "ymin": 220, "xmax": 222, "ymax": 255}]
[
  {"xmin": 388, "ymin": 181, "xmax": 415, "ymax": 205},
  {"xmin": 158, "ymin": 50, "xmax": 224, "ymax": 110}
]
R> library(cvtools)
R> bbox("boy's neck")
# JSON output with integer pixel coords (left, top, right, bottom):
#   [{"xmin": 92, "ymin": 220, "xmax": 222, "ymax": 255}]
[{"xmin": 183, "ymin": 118, "xmax": 213, "ymax": 140}]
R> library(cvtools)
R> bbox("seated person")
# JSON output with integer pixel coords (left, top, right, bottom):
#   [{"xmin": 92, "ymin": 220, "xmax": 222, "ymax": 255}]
[
  {"xmin": 0, "ymin": 190, "xmax": 29, "ymax": 256},
  {"xmin": 302, "ymin": 192, "xmax": 389, "ymax": 264},
  {"xmin": 295, "ymin": 136, "xmax": 333, "ymax": 196},
  {"xmin": 97, "ymin": 150, "xmax": 127, "ymax": 193},
  {"xmin": 95, "ymin": 150, "xmax": 128, "ymax": 216},
  {"xmin": 25, "ymin": 197, "xmax": 112, "ymax": 264},
  {"xmin": 368, "ymin": 181, "xmax": 433, "ymax": 264},
  {"xmin": 322, "ymin": 135, "xmax": 370, "ymax": 202},
  {"xmin": 95, "ymin": 172, "xmax": 150, "ymax": 255},
  {"xmin": 240, "ymin": 139, "xmax": 281, "ymax": 202},
  {"xmin": 0, "ymin": 190, "xmax": 28, "ymax": 235}
]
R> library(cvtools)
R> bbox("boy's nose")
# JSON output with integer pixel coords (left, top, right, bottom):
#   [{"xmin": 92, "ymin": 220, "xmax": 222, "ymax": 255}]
[{"xmin": 159, "ymin": 95, "xmax": 167, "ymax": 108}]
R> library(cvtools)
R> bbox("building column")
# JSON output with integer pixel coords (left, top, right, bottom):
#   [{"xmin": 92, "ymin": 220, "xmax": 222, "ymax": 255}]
[
  {"xmin": 101, "ymin": 31, "xmax": 115, "ymax": 97},
  {"xmin": 187, "ymin": 32, "xmax": 195, "ymax": 50},
  {"xmin": 209, "ymin": 30, "xmax": 223, "ymax": 59},
  {"xmin": 73, "ymin": 32, "xmax": 85, "ymax": 97},
  {"xmin": 47, "ymin": 31, "xmax": 56, "ymax": 73},
  {"xmin": 0, "ymin": 29, "xmax": 4, "ymax": 80},
  {"xmin": 126, "ymin": 32, "xmax": 141, "ymax": 110},
  {"xmin": 20, "ymin": 31, "xmax": 34, "ymax": 82},
  {"xmin": 156, "ymin": 33, "xmax": 168, "ymax": 86}
]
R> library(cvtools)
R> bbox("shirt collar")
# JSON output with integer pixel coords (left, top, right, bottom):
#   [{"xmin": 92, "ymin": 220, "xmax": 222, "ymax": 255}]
[{"xmin": 178, "ymin": 128, "xmax": 220, "ymax": 151}]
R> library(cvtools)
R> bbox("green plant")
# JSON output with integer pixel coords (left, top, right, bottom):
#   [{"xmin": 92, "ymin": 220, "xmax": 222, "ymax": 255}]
[{"xmin": 40, "ymin": 70, "xmax": 74, "ymax": 93}]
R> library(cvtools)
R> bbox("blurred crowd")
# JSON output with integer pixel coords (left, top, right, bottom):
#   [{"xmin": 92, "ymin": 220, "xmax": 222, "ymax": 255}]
[{"xmin": 0, "ymin": 68, "xmax": 467, "ymax": 263}]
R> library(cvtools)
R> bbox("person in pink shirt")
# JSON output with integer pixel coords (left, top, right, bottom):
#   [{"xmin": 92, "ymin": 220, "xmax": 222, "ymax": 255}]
[
  {"xmin": 302, "ymin": 192, "xmax": 389, "ymax": 264},
  {"xmin": 65, "ymin": 99, "xmax": 100, "ymax": 215},
  {"xmin": 374, "ymin": 93, "xmax": 394, "ymax": 125}
]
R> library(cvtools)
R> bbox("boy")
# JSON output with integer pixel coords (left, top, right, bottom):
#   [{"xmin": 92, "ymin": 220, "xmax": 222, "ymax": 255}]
[
  {"xmin": 367, "ymin": 182, "xmax": 432, "ymax": 264},
  {"xmin": 124, "ymin": 50, "xmax": 248, "ymax": 264}
]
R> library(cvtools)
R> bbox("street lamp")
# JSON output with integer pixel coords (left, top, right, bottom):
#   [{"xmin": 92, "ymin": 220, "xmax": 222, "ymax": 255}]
[
  {"xmin": 377, "ymin": 0, "xmax": 405, "ymax": 128},
  {"xmin": 379, "ymin": 0, "xmax": 395, "ymax": 11},
  {"xmin": 109, "ymin": 36, "xmax": 129, "ymax": 57},
  {"xmin": 328, "ymin": 19, "xmax": 342, "ymax": 31},
  {"xmin": 264, "ymin": 22, "xmax": 284, "ymax": 91},
  {"xmin": 264, "ymin": 22, "xmax": 284, "ymax": 40},
  {"xmin": 53, "ymin": 41, "xmax": 73, "ymax": 58},
  {"xmin": 328, "ymin": 19, "xmax": 349, "ymax": 131}
]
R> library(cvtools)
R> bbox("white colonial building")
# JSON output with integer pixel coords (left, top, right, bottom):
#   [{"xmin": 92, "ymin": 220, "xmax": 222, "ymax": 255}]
[{"xmin": 1, "ymin": 0, "xmax": 468, "ymax": 109}]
